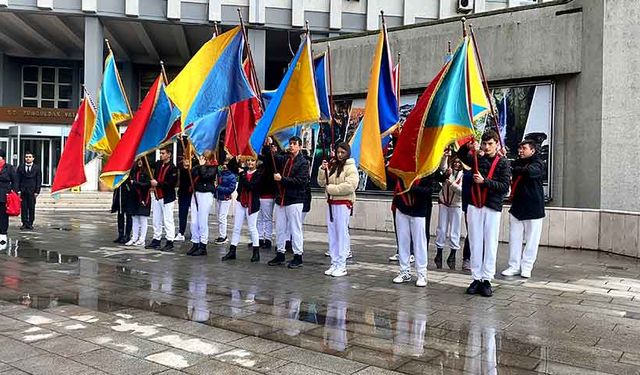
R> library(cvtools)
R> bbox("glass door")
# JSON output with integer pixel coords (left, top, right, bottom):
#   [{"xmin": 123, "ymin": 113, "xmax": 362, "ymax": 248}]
[{"xmin": 19, "ymin": 138, "xmax": 52, "ymax": 186}]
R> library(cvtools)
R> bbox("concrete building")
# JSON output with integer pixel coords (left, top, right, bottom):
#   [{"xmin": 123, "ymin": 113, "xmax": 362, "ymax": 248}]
[{"xmin": 0, "ymin": 0, "xmax": 544, "ymax": 186}]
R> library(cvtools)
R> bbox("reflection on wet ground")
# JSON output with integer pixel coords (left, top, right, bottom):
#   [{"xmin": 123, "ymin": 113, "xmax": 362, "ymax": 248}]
[{"xmin": 0, "ymin": 212, "xmax": 639, "ymax": 374}]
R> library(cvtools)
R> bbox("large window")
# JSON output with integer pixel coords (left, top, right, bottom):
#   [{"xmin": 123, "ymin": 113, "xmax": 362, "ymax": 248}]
[{"xmin": 22, "ymin": 66, "xmax": 73, "ymax": 109}]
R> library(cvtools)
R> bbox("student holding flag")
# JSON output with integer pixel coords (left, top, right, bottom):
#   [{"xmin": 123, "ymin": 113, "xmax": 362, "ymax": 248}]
[
  {"xmin": 213, "ymin": 153, "xmax": 237, "ymax": 245},
  {"xmin": 146, "ymin": 147, "xmax": 178, "ymax": 251},
  {"xmin": 126, "ymin": 159, "xmax": 152, "ymax": 247},
  {"xmin": 186, "ymin": 150, "xmax": 217, "ymax": 256}
]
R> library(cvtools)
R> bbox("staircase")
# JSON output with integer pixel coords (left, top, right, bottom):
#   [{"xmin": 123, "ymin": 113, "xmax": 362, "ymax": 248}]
[{"xmin": 36, "ymin": 189, "xmax": 113, "ymax": 211}]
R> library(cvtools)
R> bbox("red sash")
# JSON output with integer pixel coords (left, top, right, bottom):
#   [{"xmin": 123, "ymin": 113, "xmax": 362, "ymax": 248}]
[
  {"xmin": 470, "ymin": 155, "xmax": 500, "ymax": 208},
  {"xmin": 155, "ymin": 163, "xmax": 170, "ymax": 199}
]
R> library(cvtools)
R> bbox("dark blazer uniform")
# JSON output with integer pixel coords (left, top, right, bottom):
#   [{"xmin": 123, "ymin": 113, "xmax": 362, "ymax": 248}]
[{"xmin": 17, "ymin": 163, "xmax": 42, "ymax": 228}]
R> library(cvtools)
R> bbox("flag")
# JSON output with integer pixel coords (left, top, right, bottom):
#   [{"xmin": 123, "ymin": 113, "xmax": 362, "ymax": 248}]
[
  {"xmin": 136, "ymin": 91, "xmax": 178, "ymax": 158},
  {"xmin": 87, "ymin": 51, "xmax": 131, "ymax": 156},
  {"xmin": 249, "ymin": 34, "xmax": 320, "ymax": 154},
  {"xmin": 166, "ymin": 26, "xmax": 254, "ymax": 155},
  {"xmin": 388, "ymin": 34, "xmax": 490, "ymax": 190},
  {"xmin": 349, "ymin": 27, "xmax": 399, "ymax": 189},
  {"xmin": 100, "ymin": 75, "xmax": 172, "ymax": 189},
  {"xmin": 498, "ymin": 92, "xmax": 507, "ymax": 146},
  {"xmin": 159, "ymin": 107, "xmax": 182, "ymax": 147},
  {"xmin": 225, "ymin": 60, "xmax": 263, "ymax": 156},
  {"xmin": 314, "ymin": 53, "xmax": 331, "ymax": 122},
  {"xmin": 51, "ymin": 97, "xmax": 95, "ymax": 194}
]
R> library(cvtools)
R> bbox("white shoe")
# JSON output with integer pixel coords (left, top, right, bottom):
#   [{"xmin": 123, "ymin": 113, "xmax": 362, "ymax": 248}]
[
  {"xmin": 388, "ymin": 254, "xmax": 399, "ymax": 261},
  {"xmin": 134, "ymin": 239, "xmax": 145, "ymax": 246},
  {"xmin": 520, "ymin": 270, "xmax": 531, "ymax": 278},
  {"xmin": 410, "ymin": 255, "xmax": 415, "ymax": 263},
  {"xmin": 324, "ymin": 251, "xmax": 330, "ymax": 257},
  {"xmin": 125, "ymin": 238, "xmax": 137, "ymax": 246},
  {"xmin": 324, "ymin": 265, "xmax": 337, "ymax": 276},
  {"xmin": 501, "ymin": 267, "xmax": 521, "ymax": 277},
  {"xmin": 175, "ymin": 233, "xmax": 185, "ymax": 241},
  {"xmin": 416, "ymin": 274, "xmax": 427, "ymax": 287},
  {"xmin": 347, "ymin": 251, "xmax": 353, "ymax": 259},
  {"xmin": 393, "ymin": 273, "xmax": 412, "ymax": 284},
  {"xmin": 331, "ymin": 268, "xmax": 347, "ymax": 277},
  {"xmin": 0, "ymin": 235, "xmax": 6, "ymax": 251}
]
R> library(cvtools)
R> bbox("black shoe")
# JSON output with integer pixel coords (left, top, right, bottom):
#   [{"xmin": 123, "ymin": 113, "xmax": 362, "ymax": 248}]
[
  {"xmin": 214, "ymin": 236, "xmax": 228, "ymax": 245},
  {"xmin": 434, "ymin": 248, "xmax": 443, "ymax": 269},
  {"xmin": 186, "ymin": 242, "xmax": 200, "ymax": 256},
  {"xmin": 447, "ymin": 250, "xmax": 457, "ymax": 270},
  {"xmin": 251, "ymin": 246, "xmax": 260, "ymax": 262},
  {"xmin": 27, "ymin": 225, "xmax": 34, "ymax": 230},
  {"xmin": 222, "ymin": 245, "xmax": 237, "ymax": 261},
  {"xmin": 191, "ymin": 243, "xmax": 207, "ymax": 256},
  {"xmin": 479, "ymin": 280, "xmax": 493, "ymax": 297},
  {"xmin": 259, "ymin": 239, "xmax": 265, "ymax": 248},
  {"xmin": 20, "ymin": 224, "xmax": 27, "ymax": 231},
  {"xmin": 145, "ymin": 239, "xmax": 161, "ymax": 249},
  {"xmin": 114, "ymin": 236, "xmax": 124, "ymax": 243},
  {"xmin": 161, "ymin": 241, "xmax": 174, "ymax": 251},
  {"xmin": 262, "ymin": 239, "xmax": 272, "ymax": 250},
  {"xmin": 285, "ymin": 240, "xmax": 292, "ymax": 253},
  {"xmin": 466, "ymin": 280, "xmax": 481, "ymax": 295},
  {"xmin": 287, "ymin": 254, "xmax": 303, "ymax": 269},
  {"xmin": 268, "ymin": 252, "xmax": 286, "ymax": 266}
]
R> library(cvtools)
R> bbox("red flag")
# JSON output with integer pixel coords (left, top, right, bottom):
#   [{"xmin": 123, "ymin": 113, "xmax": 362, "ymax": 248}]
[
  {"xmin": 224, "ymin": 60, "xmax": 263, "ymax": 156},
  {"xmin": 101, "ymin": 76, "xmax": 163, "ymax": 188},
  {"xmin": 51, "ymin": 98, "xmax": 93, "ymax": 194},
  {"xmin": 161, "ymin": 116, "xmax": 182, "ymax": 146}
]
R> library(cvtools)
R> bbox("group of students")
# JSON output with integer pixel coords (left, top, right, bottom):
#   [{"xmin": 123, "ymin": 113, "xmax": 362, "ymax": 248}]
[
  {"xmin": 390, "ymin": 129, "xmax": 546, "ymax": 297},
  {"xmin": 111, "ymin": 128, "xmax": 544, "ymax": 297}
]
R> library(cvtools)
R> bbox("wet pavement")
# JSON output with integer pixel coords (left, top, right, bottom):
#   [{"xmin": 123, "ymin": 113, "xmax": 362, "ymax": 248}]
[{"xmin": 0, "ymin": 212, "xmax": 639, "ymax": 374}]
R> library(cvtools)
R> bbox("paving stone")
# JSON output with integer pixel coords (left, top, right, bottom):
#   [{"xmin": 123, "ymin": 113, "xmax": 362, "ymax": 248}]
[
  {"xmin": 145, "ymin": 349, "xmax": 207, "ymax": 369},
  {"xmin": 71, "ymin": 348, "xmax": 168, "ymax": 375},
  {"xmin": 265, "ymin": 362, "xmax": 337, "ymax": 375},
  {"xmin": 32, "ymin": 335, "xmax": 101, "ymax": 357},
  {"xmin": 184, "ymin": 359, "xmax": 262, "ymax": 374},
  {"xmin": 0, "ymin": 336, "xmax": 49, "ymax": 363},
  {"xmin": 84, "ymin": 332, "xmax": 170, "ymax": 357},
  {"xmin": 10, "ymin": 353, "xmax": 96, "ymax": 375},
  {"xmin": 229, "ymin": 336, "xmax": 289, "ymax": 354},
  {"xmin": 214, "ymin": 348, "xmax": 289, "ymax": 373},
  {"xmin": 271, "ymin": 346, "xmax": 367, "ymax": 374}
]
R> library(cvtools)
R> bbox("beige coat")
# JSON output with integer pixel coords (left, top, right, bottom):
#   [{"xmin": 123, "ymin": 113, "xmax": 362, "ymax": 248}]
[{"xmin": 317, "ymin": 158, "xmax": 359, "ymax": 203}]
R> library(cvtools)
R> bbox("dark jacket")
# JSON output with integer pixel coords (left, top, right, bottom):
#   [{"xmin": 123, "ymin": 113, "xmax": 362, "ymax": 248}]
[
  {"xmin": 258, "ymin": 154, "xmax": 277, "ymax": 199},
  {"xmin": 267, "ymin": 149, "xmax": 310, "ymax": 206},
  {"xmin": 17, "ymin": 163, "xmax": 42, "ymax": 194},
  {"xmin": 129, "ymin": 166, "xmax": 152, "ymax": 217},
  {"xmin": 461, "ymin": 169, "xmax": 473, "ymax": 213},
  {"xmin": 509, "ymin": 154, "xmax": 545, "ymax": 220},
  {"xmin": 237, "ymin": 169, "xmax": 262, "ymax": 215},
  {"xmin": 191, "ymin": 164, "xmax": 217, "ymax": 193},
  {"xmin": 178, "ymin": 159, "xmax": 195, "ymax": 197},
  {"xmin": 153, "ymin": 161, "xmax": 178, "ymax": 203},
  {"xmin": 391, "ymin": 176, "xmax": 434, "ymax": 217},
  {"xmin": 457, "ymin": 145, "xmax": 511, "ymax": 212},
  {"xmin": 111, "ymin": 182, "xmax": 133, "ymax": 214},
  {"xmin": 0, "ymin": 163, "xmax": 18, "ymax": 204},
  {"xmin": 214, "ymin": 167, "xmax": 236, "ymax": 201}
]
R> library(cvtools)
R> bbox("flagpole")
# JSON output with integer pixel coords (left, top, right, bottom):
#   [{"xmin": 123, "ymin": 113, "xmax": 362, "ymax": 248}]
[
  {"xmin": 396, "ymin": 52, "xmax": 401, "ymax": 112},
  {"xmin": 237, "ymin": 8, "xmax": 266, "ymax": 111},
  {"xmin": 469, "ymin": 24, "xmax": 499, "ymax": 131},
  {"xmin": 228, "ymin": 106, "xmax": 242, "ymax": 156},
  {"xmin": 460, "ymin": 18, "xmax": 479, "ymax": 175},
  {"xmin": 160, "ymin": 61, "xmax": 169, "ymax": 85},
  {"xmin": 213, "ymin": 21, "xmax": 220, "ymax": 37},
  {"xmin": 327, "ymin": 42, "xmax": 335, "ymax": 149},
  {"xmin": 104, "ymin": 38, "xmax": 133, "ymax": 116}
]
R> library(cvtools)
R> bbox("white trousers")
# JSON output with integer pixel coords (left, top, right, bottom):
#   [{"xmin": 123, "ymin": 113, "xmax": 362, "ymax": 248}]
[
  {"xmin": 216, "ymin": 199, "xmax": 232, "ymax": 238},
  {"xmin": 258, "ymin": 198, "xmax": 274, "ymax": 241},
  {"xmin": 464, "ymin": 327, "xmax": 497, "ymax": 375},
  {"xmin": 275, "ymin": 203, "xmax": 303, "ymax": 255},
  {"xmin": 467, "ymin": 205, "xmax": 501, "ymax": 281},
  {"xmin": 190, "ymin": 192, "xmax": 214, "ymax": 244},
  {"xmin": 394, "ymin": 311, "xmax": 427, "ymax": 357},
  {"xmin": 508, "ymin": 215, "xmax": 543, "ymax": 273},
  {"xmin": 396, "ymin": 210, "xmax": 427, "ymax": 276},
  {"xmin": 131, "ymin": 216, "xmax": 148, "ymax": 242},
  {"xmin": 324, "ymin": 301, "xmax": 348, "ymax": 352},
  {"xmin": 435, "ymin": 204, "xmax": 462, "ymax": 250},
  {"xmin": 327, "ymin": 205, "xmax": 351, "ymax": 270},
  {"xmin": 231, "ymin": 206, "xmax": 259, "ymax": 247},
  {"xmin": 152, "ymin": 197, "xmax": 175, "ymax": 241}
]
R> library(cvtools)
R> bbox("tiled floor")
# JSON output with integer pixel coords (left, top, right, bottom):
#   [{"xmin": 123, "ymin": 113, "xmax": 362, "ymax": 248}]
[{"xmin": 0, "ymin": 211, "xmax": 638, "ymax": 374}]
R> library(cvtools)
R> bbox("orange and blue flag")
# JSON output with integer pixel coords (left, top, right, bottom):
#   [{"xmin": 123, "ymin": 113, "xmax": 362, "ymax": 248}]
[
  {"xmin": 166, "ymin": 26, "xmax": 254, "ymax": 154},
  {"xmin": 349, "ymin": 27, "xmax": 399, "ymax": 189},
  {"xmin": 388, "ymin": 34, "xmax": 490, "ymax": 190},
  {"xmin": 249, "ymin": 34, "xmax": 320, "ymax": 153},
  {"xmin": 87, "ymin": 51, "xmax": 131, "ymax": 155},
  {"xmin": 100, "ymin": 75, "xmax": 172, "ymax": 188}
]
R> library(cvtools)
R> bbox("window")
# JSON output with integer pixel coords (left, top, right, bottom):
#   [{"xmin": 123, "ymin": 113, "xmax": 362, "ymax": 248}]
[{"xmin": 22, "ymin": 66, "xmax": 73, "ymax": 108}]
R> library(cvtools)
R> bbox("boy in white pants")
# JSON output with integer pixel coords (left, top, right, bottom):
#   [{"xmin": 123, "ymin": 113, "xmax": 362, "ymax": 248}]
[
  {"xmin": 187, "ymin": 150, "xmax": 217, "ymax": 256},
  {"xmin": 213, "ymin": 153, "xmax": 237, "ymax": 245},
  {"xmin": 456, "ymin": 130, "xmax": 511, "ymax": 297},
  {"xmin": 126, "ymin": 159, "xmax": 151, "ymax": 246},
  {"xmin": 146, "ymin": 147, "xmax": 178, "ymax": 251},
  {"xmin": 222, "ymin": 156, "xmax": 263, "ymax": 262},
  {"xmin": 434, "ymin": 154, "xmax": 463, "ymax": 269},
  {"xmin": 502, "ymin": 139, "xmax": 545, "ymax": 279}
]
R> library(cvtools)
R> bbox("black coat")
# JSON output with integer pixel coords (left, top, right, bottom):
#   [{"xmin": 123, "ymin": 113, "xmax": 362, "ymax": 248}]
[
  {"xmin": 17, "ymin": 163, "xmax": 42, "ymax": 194},
  {"xmin": 457, "ymin": 145, "xmax": 511, "ymax": 212},
  {"xmin": 268, "ymin": 150, "xmax": 309, "ymax": 206},
  {"xmin": 237, "ymin": 169, "xmax": 263, "ymax": 215},
  {"xmin": 257, "ymin": 155, "xmax": 277, "ymax": 199},
  {"xmin": 153, "ymin": 161, "xmax": 178, "ymax": 203},
  {"xmin": 129, "ymin": 167, "xmax": 152, "ymax": 216},
  {"xmin": 111, "ymin": 182, "xmax": 134, "ymax": 214},
  {"xmin": 0, "ymin": 163, "xmax": 18, "ymax": 204},
  {"xmin": 509, "ymin": 154, "xmax": 545, "ymax": 220},
  {"xmin": 191, "ymin": 164, "xmax": 217, "ymax": 193},
  {"xmin": 178, "ymin": 159, "xmax": 195, "ymax": 197},
  {"xmin": 392, "ymin": 176, "xmax": 434, "ymax": 217}
]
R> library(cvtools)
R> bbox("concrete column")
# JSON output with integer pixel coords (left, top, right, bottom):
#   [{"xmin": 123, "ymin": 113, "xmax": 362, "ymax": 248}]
[
  {"xmin": 208, "ymin": 0, "xmax": 221, "ymax": 22},
  {"xmin": 249, "ymin": 0, "xmax": 266, "ymax": 24},
  {"xmin": 403, "ymin": 0, "xmax": 416, "ymax": 25},
  {"xmin": 474, "ymin": 0, "xmax": 486, "ymax": 13},
  {"xmin": 0, "ymin": 52, "xmax": 4, "ymax": 106},
  {"xmin": 167, "ymin": 0, "xmax": 181, "ymax": 20},
  {"xmin": 120, "ymin": 62, "xmax": 137, "ymax": 109},
  {"xmin": 366, "ymin": 0, "xmax": 380, "ymax": 31},
  {"xmin": 291, "ymin": 0, "xmax": 304, "ymax": 27},
  {"xmin": 248, "ymin": 29, "xmax": 265, "ymax": 87},
  {"xmin": 329, "ymin": 0, "xmax": 342, "ymax": 30},
  {"xmin": 37, "ymin": 0, "xmax": 53, "ymax": 9},
  {"xmin": 82, "ymin": 0, "xmax": 97, "ymax": 12},
  {"xmin": 125, "ymin": 0, "xmax": 139, "ymax": 17},
  {"xmin": 83, "ymin": 17, "xmax": 103, "ymax": 98}
]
